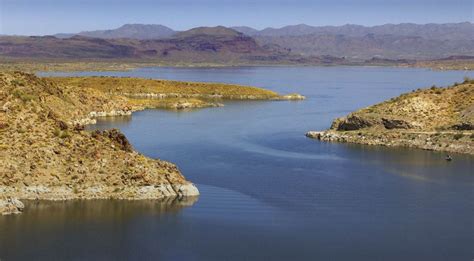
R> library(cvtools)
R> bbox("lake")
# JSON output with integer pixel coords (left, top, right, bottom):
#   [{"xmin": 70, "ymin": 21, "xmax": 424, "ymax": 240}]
[{"xmin": 2, "ymin": 66, "xmax": 474, "ymax": 260}]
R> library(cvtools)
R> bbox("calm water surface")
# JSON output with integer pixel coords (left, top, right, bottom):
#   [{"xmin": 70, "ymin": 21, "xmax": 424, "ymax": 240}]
[{"xmin": 2, "ymin": 67, "xmax": 474, "ymax": 260}]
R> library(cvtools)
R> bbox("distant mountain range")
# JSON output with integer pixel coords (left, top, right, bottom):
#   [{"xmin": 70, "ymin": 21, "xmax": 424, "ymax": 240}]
[
  {"xmin": 237, "ymin": 22, "xmax": 474, "ymax": 59},
  {"xmin": 1, "ymin": 22, "xmax": 473, "ymax": 62},
  {"xmin": 67, "ymin": 24, "xmax": 176, "ymax": 40},
  {"xmin": 233, "ymin": 22, "xmax": 474, "ymax": 40},
  {"xmin": 54, "ymin": 22, "xmax": 474, "ymax": 41},
  {"xmin": 0, "ymin": 26, "xmax": 340, "ymax": 64}
]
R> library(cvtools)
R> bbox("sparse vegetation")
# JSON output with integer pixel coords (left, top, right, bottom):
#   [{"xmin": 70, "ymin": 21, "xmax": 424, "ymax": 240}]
[
  {"xmin": 308, "ymin": 80, "xmax": 473, "ymax": 154},
  {"xmin": 47, "ymin": 76, "xmax": 281, "ymax": 99},
  {"xmin": 12, "ymin": 88, "xmax": 37, "ymax": 102}
]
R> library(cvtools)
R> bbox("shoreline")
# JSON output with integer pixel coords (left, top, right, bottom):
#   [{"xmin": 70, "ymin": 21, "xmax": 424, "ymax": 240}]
[
  {"xmin": 306, "ymin": 130, "xmax": 473, "ymax": 155},
  {"xmin": 1, "ymin": 59, "xmax": 473, "ymax": 74},
  {"xmin": 0, "ymin": 72, "xmax": 304, "ymax": 215},
  {"xmin": 306, "ymin": 80, "xmax": 474, "ymax": 155}
]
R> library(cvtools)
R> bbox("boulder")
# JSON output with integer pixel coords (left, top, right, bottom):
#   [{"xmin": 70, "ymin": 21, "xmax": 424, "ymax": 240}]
[
  {"xmin": 332, "ymin": 115, "xmax": 378, "ymax": 131},
  {"xmin": 450, "ymin": 122, "xmax": 474, "ymax": 130},
  {"xmin": 382, "ymin": 118, "xmax": 412, "ymax": 129},
  {"xmin": 93, "ymin": 129, "xmax": 133, "ymax": 152},
  {"xmin": 0, "ymin": 198, "xmax": 25, "ymax": 215}
]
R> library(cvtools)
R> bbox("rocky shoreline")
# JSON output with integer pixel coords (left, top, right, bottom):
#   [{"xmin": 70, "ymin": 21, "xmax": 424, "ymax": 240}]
[
  {"xmin": 306, "ymin": 80, "xmax": 473, "ymax": 154},
  {"xmin": 1, "ymin": 183, "xmax": 199, "ymax": 215},
  {"xmin": 306, "ymin": 130, "xmax": 473, "ymax": 155},
  {"xmin": 0, "ymin": 197, "xmax": 25, "ymax": 215},
  {"xmin": 1, "ymin": 72, "xmax": 304, "ymax": 215}
]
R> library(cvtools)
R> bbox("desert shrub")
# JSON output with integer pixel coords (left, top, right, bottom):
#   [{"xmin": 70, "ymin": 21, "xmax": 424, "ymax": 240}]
[
  {"xmin": 453, "ymin": 133, "xmax": 463, "ymax": 140},
  {"xmin": 53, "ymin": 128, "xmax": 61, "ymax": 137},
  {"xmin": 59, "ymin": 131, "xmax": 71, "ymax": 139},
  {"xmin": 12, "ymin": 88, "xmax": 37, "ymax": 102},
  {"xmin": 11, "ymin": 80, "xmax": 25, "ymax": 86},
  {"xmin": 53, "ymin": 128, "xmax": 70, "ymax": 138}
]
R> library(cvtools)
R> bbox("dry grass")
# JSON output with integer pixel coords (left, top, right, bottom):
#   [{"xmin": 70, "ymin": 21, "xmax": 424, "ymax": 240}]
[
  {"xmin": 46, "ymin": 76, "xmax": 280, "ymax": 99},
  {"xmin": 413, "ymin": 60, "xmax": 474, "ymax": 70},
  {"xmin": 357, "ymin": 81, "xmax": 474, "ymax": 130}
]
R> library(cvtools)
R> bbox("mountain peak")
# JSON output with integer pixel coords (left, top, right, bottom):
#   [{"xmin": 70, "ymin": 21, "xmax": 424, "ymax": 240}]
[
  {"xmin": 175, "ymin": 26, "xmax": 243, "ymax": 38},
  {"xmin": 77, "ymin": 24, "xmax": 176, "ymax": 39}
]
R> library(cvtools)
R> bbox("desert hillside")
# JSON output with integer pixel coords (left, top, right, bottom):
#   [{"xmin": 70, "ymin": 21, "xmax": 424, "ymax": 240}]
[
  {"xmin": 307, "ymin": 79, "xmax": 474, "ymax": 154},
  {"xmin": 0, "ymin": 71, "xmax": 201, "ymax": 214}
]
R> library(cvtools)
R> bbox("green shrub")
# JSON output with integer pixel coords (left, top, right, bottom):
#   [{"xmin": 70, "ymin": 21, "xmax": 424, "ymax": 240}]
[
  {"xmin": 53, "ymin": 128, "xmax": 61, "ymax": 137},
  {"xmin": 53, "ymin": 128, "xmax": 70, "ymax": 138},
  {"xmin": 11, "ymin": 80, "xmax": 25, "ymax": 86},
  {"xmin": 12, "ymin": 88, "xmax": 37, "ymax": 102},
  {"xmin": 59, "ymin": 131, "xmax": 71, "ymax": 139}
]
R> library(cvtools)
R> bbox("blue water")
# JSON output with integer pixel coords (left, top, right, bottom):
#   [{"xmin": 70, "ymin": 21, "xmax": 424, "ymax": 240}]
[{"xmin": 3, "ymin": 66, "xmax": 474, "ymax": 260}]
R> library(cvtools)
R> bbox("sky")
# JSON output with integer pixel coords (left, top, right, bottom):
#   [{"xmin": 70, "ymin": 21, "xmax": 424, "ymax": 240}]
[{"xmin": 0, "ymin": 0, "xmax": 473, "ymax": 35}]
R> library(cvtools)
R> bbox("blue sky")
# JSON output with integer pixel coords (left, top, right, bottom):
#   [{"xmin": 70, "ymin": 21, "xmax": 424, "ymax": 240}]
[{"xmin": 0, "ymin": 0, "xmax": 472, "ymax": 35}]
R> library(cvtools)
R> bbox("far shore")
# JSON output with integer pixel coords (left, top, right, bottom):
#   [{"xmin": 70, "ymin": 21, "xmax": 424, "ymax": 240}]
[{"xmin": 1, "ymin": 58, "xmax": 473, "ymax": 73}]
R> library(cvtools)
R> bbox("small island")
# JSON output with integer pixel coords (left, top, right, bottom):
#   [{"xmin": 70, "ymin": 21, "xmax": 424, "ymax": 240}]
[
  {"xmin": 306, "ymin": 78, "xmax": 473, "ymax": 155},
  {"xmin": 0, "ymin": 71, "xmax": 304, "ymax": 215}
]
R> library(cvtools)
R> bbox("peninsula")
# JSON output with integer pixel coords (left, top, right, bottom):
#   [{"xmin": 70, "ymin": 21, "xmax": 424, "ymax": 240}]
[
  {"xmin": 0, "ymin": 71, "xmax": 303, "ymax": 215},
  {"xmin": 306, "ymin": 79, "xmax": 474, "ymax": 154}
]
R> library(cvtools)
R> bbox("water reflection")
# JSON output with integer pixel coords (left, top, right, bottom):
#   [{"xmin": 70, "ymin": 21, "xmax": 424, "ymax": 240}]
[
  {"xmin": 0, "ymin": 197, "xmax": 198, "ymax": 260},
  {"xmin": 2, "ymin": 196, "xmax": 198, "ymax": 223}
]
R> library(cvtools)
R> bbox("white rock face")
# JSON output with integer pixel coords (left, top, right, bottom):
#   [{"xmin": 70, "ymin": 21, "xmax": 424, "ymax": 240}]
[
  {"xmin": 281, "ymin": 94, "xmax": 306, "ymax": 100},
  {"xmin": 89, "ymin": 110, "xmax": 132, "ymax": 118},
  {"xmin": 0, "ymin": 198, "xmax": 25, "ymax": 215},
  {"xmin": 0, "ymin": 182, "xmax": 200, "ymax": 214},
  {"xmin": 175, "ymin": 183, "xmax": 200, "ymax": 197},
  {"xmin": 305, "ymin": 131, "xmax": 324, "ymax": 139}
]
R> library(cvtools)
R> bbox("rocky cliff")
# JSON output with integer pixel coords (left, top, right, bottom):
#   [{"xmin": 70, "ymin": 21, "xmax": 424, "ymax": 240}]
[{"xmin": 307, "ymin": 79, "xmax": 474, "ymax": 154}]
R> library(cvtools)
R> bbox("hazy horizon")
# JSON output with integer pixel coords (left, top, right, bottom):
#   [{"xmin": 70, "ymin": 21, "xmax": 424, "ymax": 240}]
[{"xmin": 0, "ymin": 0, "xmax": 473, "ymax": 35}]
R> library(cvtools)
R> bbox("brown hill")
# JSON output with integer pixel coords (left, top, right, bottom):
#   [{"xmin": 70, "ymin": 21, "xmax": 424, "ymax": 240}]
[
  {"xmin": 0, "ymin": 71, "xmax": 201, "ymax": 214},
  {"xmin": 307, "ymin": 79, "xmax": 474, "ymax": 154}
]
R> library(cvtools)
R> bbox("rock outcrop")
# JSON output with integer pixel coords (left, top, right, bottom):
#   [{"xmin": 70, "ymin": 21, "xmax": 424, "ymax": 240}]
[
  {"xmin": 306, "ymin": 79, "xmax": 474, "ymax": 154},
  {"xmin": 331, "ymin": 115, "xmax": 379, "ymax": 131}
]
